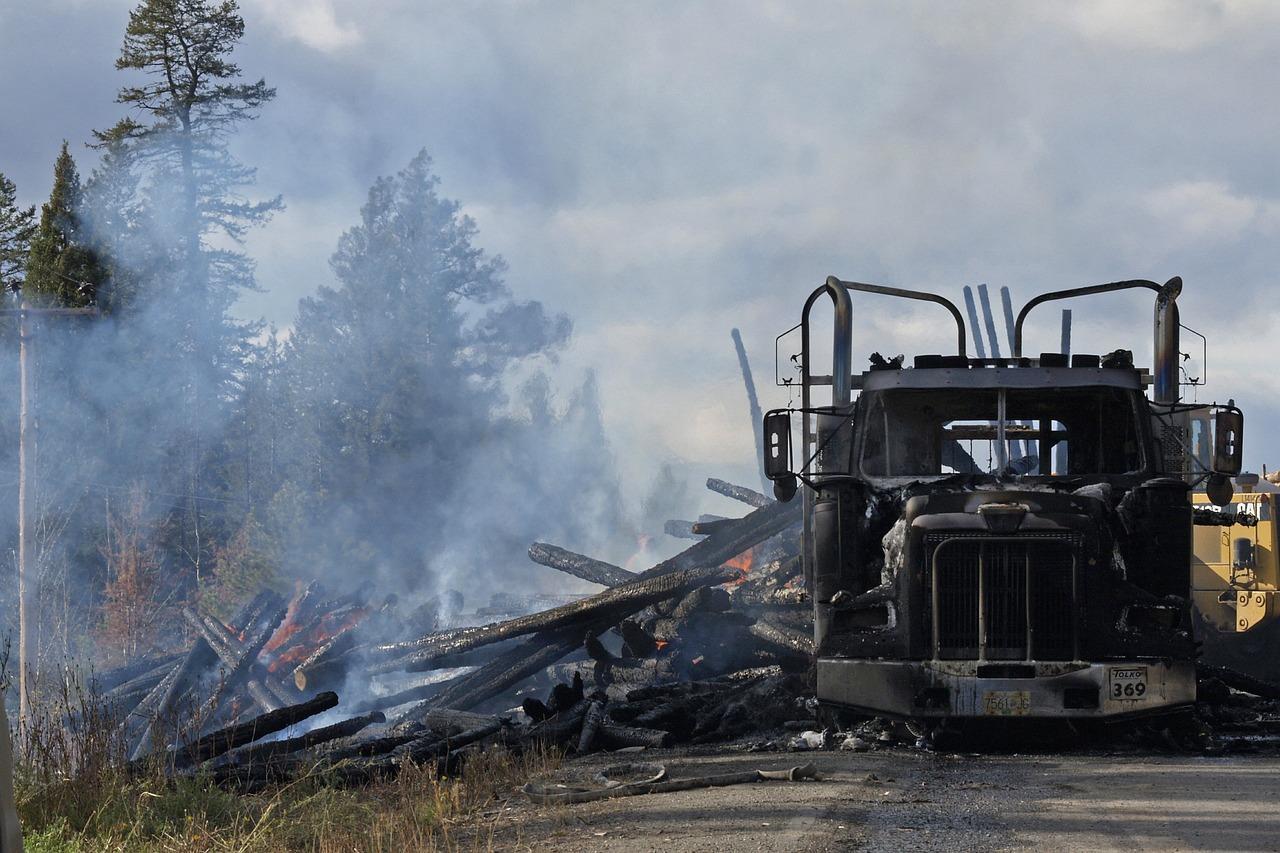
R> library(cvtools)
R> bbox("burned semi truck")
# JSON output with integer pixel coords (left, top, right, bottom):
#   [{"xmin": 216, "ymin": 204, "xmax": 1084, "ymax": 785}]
[{"xmin": 763, "ymin": 277, "xmax": 1243, "ymax": 721}]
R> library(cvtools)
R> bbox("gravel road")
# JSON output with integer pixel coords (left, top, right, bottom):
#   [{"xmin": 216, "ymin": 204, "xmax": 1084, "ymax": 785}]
[{"xmin": 476, "ymin": 747, "xmax": 1280, "ymax": 851}]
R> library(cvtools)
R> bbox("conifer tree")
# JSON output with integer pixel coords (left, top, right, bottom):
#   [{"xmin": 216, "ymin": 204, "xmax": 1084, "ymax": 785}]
[
  {"xmin": 96, "ymin": 0, "xmax": 280, "ymax": 314},
  {"xmin": 281, "ymin": 151, "xmax": 574, "ymax": 582},
  {"xmin": 26, "ymin": 142, "xmax": 105, "ymax": 308},
  {"xmin": 0, "ymin": 173, "xmax": 36, "ymax": 296},
  {"xmin": 94, "ymin": 0, "xmax": 281, "ymax": 587}
]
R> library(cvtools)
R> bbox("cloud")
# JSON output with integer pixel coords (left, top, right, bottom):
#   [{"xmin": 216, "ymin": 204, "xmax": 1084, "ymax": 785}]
[
  {"xmin": 4, "ymin": 0, "xmax": 1280, "ymax": 497},
  {"xmin": 1142, "ymin": 180, "xmax": 1277, "ymax": 243},
  {"xmin": 246, "ymin": 0, "xmax": 360, "ymax": 52},
  {"xmin": 1039, "ymin": 0, "xmax": 1278, "ymax": 52}
]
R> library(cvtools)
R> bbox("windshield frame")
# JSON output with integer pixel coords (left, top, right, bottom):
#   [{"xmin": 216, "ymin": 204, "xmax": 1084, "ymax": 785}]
[{"xmin": 848, "ymin": 369, "xmax": 1154, "ymax": 486}]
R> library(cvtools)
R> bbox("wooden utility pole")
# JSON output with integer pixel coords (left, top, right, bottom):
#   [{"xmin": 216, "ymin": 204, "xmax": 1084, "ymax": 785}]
[{"xmin": 1, "ymin": 301, "xmax": 96, "ymax": 722}]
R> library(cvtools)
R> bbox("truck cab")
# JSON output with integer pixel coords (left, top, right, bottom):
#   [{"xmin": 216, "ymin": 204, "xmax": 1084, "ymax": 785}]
[{"xmin": 764, "ymin": 276, "xmax": 1243, "ymax": 722}]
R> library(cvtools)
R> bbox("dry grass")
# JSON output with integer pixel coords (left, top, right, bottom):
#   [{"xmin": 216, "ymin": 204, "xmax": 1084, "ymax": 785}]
[{"xmin": 14, "ymin": 671, "xmax": 560, "ymax": 852}]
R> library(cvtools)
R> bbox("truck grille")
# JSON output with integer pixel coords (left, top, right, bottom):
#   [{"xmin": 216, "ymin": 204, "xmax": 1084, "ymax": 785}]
[{"xmin": 926, "ymin": 533, "xmax": 1079, "ymax": 661}]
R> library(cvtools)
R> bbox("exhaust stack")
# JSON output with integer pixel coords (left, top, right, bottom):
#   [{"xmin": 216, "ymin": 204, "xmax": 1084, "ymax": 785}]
[
  {"xmin": 1153, "ymin": 276, "xmax": 1182, "ymax": 405},
  {"xmin": 825, "ymin": 276, "xmax": 854, "ymax": 408}
]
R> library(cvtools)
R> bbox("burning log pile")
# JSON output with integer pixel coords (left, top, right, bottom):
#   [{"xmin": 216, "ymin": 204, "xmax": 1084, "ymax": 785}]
[
  {"xmin": 91, "ymin": 477, "xmax": 813, "ymax": 788},
  {"xmin": 87, "ymin": 470, "xmax": 1280, "ymax": 790}
]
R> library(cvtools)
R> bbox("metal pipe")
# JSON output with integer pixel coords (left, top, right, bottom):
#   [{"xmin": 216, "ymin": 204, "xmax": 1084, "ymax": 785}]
[
  {"xmin": 832, "ymin": 278, "xmax": 968, "ymax": 357},
  {"xmin": 963, "ymin": 286, "xmax": 987, "ymax": 359},
  {"xmin": 1012, "ymin": 279, "xmax": 1161, "ymax": 357},
  {"xmin": 977, "ymin": 284, "xmax": 1003, "ymax": 359},
  {"xmin": 1056, "ymin": 309, "xmax": 1072, "ymax": 474},
  {"xmin": 999, "ymin": 286, "xmax": 1027, "ymax": 459},
  {"xmin": 1153, "ymin": 276, "xmax": 1182, "ymax": 404},
  {"xmin": 824, "ymin": 277, "xmax": 854, "ymax": 407}
]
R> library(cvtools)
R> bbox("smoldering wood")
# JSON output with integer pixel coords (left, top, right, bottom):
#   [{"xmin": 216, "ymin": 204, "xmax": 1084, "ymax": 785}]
[
  {"xmin": 597, "ymin": 657, "xmax": 677, "ymax": 692},
  {"xmin": 373, "ymin": 565, "xmax": 737, "ymax": 674},
  {"xmin": 93, "ymin": 653, "xmax": 184, "ymax": 695},
  {"xmin": 128, "ymin": 639, "xmax": 217, "ymax": 761},
  {"xmin": 316, "ymin": 581, "xmax": 375, "ymax": 615},
  {"xmin": 289, "ymin": 597, "xmax": 401, "ymax": 691},
  {"xmin": 528, "ymin": 542, "xmax": 636, "ymax": 587},
  {"xmin": 650, "ymin": 610, "xmax": 752, "ymax": 643},
  {"xmin": 690, "ymin": 518, "xmax": 738, "ymax": 536},
  {"xmin": 182, "ymin": 607, "xmax": 292, "ymax": 712},
  {"xmin": 619, "ymin": 619, "xmax": 658, "ymax": 658},
  {"xmin": 639, "ymin": 500, "xmax": 799, "ymax": 583},
  {"xmin": 577, "ymin": 701, "xmax": 604, "ymax": 753},
  {"xmin": 663, "ymin": 520, "xmax": 703, "ymax": 540},
  {"xmin": 519, "ymin": 700, "xmax": 588, "ymax": 748},
  {"xmin": 421, "ymin": 625, "xmax": 595, "ymax": 713},
  {"xmin": 705, "ymin": 477, "xmax": 772, "ymax": 509},
  {"xmin": 522, "ymin": 696, "xmax": 551, "ymax": 723},
  {"xmin": 290, "ymin": 630, "xmax": 361, "ymax": 692},
  {"xmin": 345, "ymin": 673, "xmax": 473, "ymax": 716},
  {"xmin": 119, "ymin": 663, "xmax": 183, "ymax": 756},
  {"xmin": 747, "ymin": 615, "xmax": 815, "ymax": 658},
  {"xmin": 203, "ymin": 605, "xmax": 290, "ymax": 688},
  {"xmin": 318, "ymin": 732, "xmax": 420, "ymax": 763},
  {"xmin": 598, "ymin": 722, "xmax": 672, "ymax": 749},
  {"xmin": 101, "ymin": 659, "xmax": 180, "ymax": 709},
  {"xmin": 422, "ymin": 708, "xmax": 505, "ymax": 736},
  {"xmin": 213, "ymin": 711, "xmax": 386, "ymax": 769},
  {"xmin": 161, "ymin": 691, "xmax": 339, "ymax": 769},
  {"xmin": 333, "ymin": 718, "xmax": 506, "ymax": 786},
  {"xmin": 734, "ymin": 555, "xmax": 803, "ymax": 605}
]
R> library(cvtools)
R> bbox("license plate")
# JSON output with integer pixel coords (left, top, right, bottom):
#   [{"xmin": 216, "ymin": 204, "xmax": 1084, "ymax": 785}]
[
  {"xmin": 1108, "ymin": 666, "xmax": 1149, "ymax": 701},
  {"xmin": 982, "ymin": 690, "xmax": 1031, "ymax": 716}
]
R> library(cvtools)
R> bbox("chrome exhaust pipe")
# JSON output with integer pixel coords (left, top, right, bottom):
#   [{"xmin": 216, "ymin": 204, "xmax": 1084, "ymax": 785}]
[
  {"xmin": 1153, "ymin": 276, "xmax": 1182, "ymax": 405},
  {"xmin": 824, "ymin": 276, "xmax": 854, "ymax": 408}
]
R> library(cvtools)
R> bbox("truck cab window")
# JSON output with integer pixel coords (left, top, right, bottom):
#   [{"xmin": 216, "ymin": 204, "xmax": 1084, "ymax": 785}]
[{"xmin": 858, "ymin": 385, "xmax": 1146, "ymax": 479}]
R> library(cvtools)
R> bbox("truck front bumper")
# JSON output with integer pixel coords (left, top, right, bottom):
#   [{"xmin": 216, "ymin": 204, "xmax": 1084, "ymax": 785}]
[{"xmin": 817, "ymin": 658, "xmax": 1196, "ymax": 719}]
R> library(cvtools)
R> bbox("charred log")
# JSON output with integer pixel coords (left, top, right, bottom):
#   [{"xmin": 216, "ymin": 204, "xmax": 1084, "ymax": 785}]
[
  {"xmin": 576, "ymin": 701, "xmax": 604, "ymax": 753},
  {"xmin": 182, "ymin": 608, "xmax": 292, "ymax": 713},
  {"xmin": 528, "ymin": 543, "xmax": 636, "ymax": 587},
  {"xmin": 421, "ymin": 624, "xmax": 596, "ymax": 713},
  {"xmin": 373, "ymin": 565, "xmax": 736, "ymax": 673},
  {"xmin": 598, "ymin": 722, "xmax": 672, "ymax": 749},
  {"xmin": 747, "ymin": 615, "xmax": 815, "ymax": 659},
  {"xmin": 158, "ymin": 691, "xmax": 339, "ymax": 770},
  {"xmin": 214, "ymin": 711, "xmax": 385, "ymax": 769},
  {"xmin": 619, "ymin": 619, "xmax": 658, "ymax": 658},
  {"xmin": 640, "ymin": 501, "xmax": 798, "ymax": 582},
  {"xmin": 663, "ymin": 520, "xmax": 703, "ymax": 540},
  {"xmin": 706, "ymin": 478, "xmax": 772, "ymax": 509}
]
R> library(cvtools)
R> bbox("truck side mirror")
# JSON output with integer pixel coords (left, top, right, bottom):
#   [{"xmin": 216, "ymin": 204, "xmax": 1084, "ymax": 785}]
[
  {"xmin": 1213, "ymin": 407, "xmax": 1244, "ymax": 476},
  {"xmin": 763, "ymin": 410, "xmax": 798, "ymax": 502}
]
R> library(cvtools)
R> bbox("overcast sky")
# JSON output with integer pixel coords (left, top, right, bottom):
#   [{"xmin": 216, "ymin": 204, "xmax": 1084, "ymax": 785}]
[{"xmin": 2, "ymin": 0, "xmax": 1279, "ymax": 512}]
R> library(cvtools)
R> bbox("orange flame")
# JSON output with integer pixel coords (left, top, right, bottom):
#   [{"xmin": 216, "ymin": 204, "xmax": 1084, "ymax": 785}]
[
  {"xmin": 262, "ymin": 585, "xmax": 311, "ymax": 655},
  {"xmin": 264, "ymin": 606, "xmax": 369, "ymax": 673},
  {"xmin": 724, "ymin": 546, "xmax": 758, "ymax": 585}
]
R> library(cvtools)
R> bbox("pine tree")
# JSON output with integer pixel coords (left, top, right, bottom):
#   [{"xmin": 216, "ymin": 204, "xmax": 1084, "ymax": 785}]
[
  {"xmin": 96, "ymin": 0, "xmax": 280, "ymax": 317},
  {"xmin": 25, "ymin": 142, "xmax": 105, "ymax": 308},
  {"xmin": 0, "ymin": 172, "xmax": 36, "ymax": 296},
  {"xmin": 94, "ymin": 0, "xmax": 282, "ymax": 588},
  {"xmin": 281, "ymin": 151, "xmax": 572, "ymax": 581}
]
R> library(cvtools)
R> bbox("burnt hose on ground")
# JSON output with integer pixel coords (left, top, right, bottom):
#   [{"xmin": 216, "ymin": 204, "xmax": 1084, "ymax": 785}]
[{"xmin": 520, "ymin": 762, "xmax": 818, "ymax": 805}]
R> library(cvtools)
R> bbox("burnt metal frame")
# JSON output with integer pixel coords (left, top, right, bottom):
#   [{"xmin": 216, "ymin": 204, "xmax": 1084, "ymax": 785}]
[
  {"xmin": 793, "ymin": 276, "xmax": 969, "ymax": 587},
  {"xmin": 929, "ymin": 536, "xmax": 1080, "ymax": 663},
  {"xmin": 1012, "ymin": 279, "xmax": 1162, "ymax": 356},
  {"xmin": 1012, "ymin": 277, "xmax": 1187, "ymax": 405}
]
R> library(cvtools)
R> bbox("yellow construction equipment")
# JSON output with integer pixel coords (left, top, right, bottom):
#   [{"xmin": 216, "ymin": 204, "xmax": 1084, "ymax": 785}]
[{"xmin": 1192, "ymin": 472, "xmax": 1280, "ymax": 679}]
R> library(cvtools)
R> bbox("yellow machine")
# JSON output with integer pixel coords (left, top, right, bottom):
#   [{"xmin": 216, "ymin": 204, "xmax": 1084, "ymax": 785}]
[{"xmin": 1192, "ymin": 472, "xmax": 1280, "ymax": 679}]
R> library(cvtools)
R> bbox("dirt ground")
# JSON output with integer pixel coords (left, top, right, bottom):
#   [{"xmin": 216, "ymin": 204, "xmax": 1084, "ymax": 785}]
[{"xmin": 470, "ymin": 747, "xmax": 1280, "ymax": 851}]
